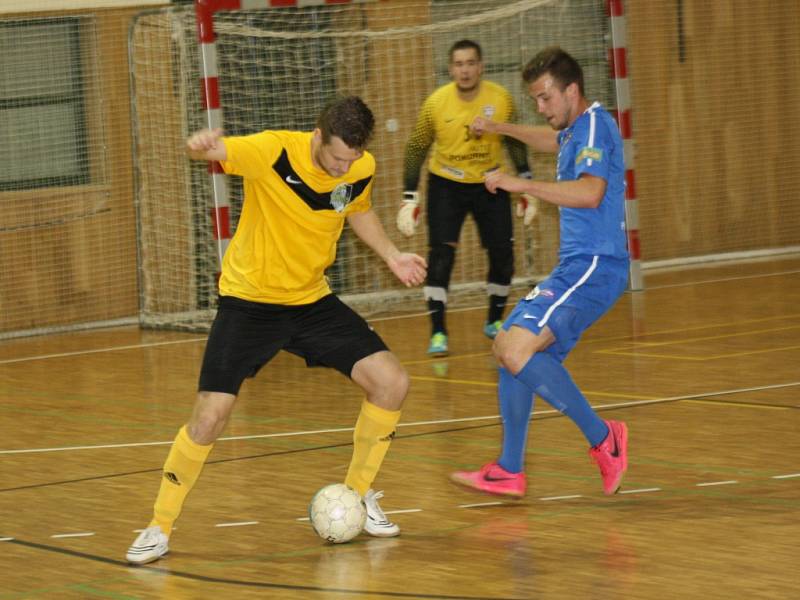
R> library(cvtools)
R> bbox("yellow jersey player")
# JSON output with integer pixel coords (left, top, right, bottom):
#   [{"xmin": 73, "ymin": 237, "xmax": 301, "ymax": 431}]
[
  {"xmin": 127, "ymin": 96, "xmax": 426, "ymax": 565},
  {"xmin": 397, "ymin": 39, "xmax": 533, "ymax": 356}
]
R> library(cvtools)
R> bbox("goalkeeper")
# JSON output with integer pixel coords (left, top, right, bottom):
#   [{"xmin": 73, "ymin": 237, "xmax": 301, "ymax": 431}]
[
  {"xmin": 126, "ymin": 96, "xmax": 426, "ymax": 565},
  {"xmin": 397, "ymin": 39, "xmax": 534, "ymax": 357}
]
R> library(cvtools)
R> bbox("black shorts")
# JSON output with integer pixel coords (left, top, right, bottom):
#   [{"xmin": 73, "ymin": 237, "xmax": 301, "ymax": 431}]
[
  {"xmin": 198, "ymin": 294, "xmax": 389, "ymax": 395},
  {"xmin": 426, "ymin": 173, "xmax": 513, "ymax": 247}
]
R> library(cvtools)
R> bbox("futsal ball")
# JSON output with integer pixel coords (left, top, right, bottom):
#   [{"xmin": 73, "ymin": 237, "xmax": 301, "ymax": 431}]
[{"xmin": 309, "ymin": 483, "xmax": 366, "ymax": 544}]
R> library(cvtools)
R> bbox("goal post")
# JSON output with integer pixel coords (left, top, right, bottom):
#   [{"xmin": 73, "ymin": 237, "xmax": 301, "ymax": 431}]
[{"xmin": 131, "ymin": 0, "xmax": 623, "ymax": 331}]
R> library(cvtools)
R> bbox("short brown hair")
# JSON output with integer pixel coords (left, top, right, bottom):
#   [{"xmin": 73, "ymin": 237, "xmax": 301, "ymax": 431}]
[
  {"xmin": 522, "ymin": 46, "xmax": 584, "ymax": 96},
  {"xmin": 449, "ymin": 39, "xmax": 482, "ymax": 62},
  {"xmin": 316, "ymin": 96, "xmax": 375, "ymax": 150}
]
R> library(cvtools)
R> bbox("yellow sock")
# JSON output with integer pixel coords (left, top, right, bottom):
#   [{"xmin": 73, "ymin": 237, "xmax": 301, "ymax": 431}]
[
  {"xmin": 149, "ymin": 425, "xmax": 213, "ymax": 536},
  {"xmin": 345, "ymin": 400, "xmax": 401, "ymax": 496}
]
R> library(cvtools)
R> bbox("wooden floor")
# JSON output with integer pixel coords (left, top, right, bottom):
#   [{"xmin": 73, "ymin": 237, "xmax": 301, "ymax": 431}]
[{"xmin": 1, "ymin": 257, "xmax": 799, "ymax": 599}]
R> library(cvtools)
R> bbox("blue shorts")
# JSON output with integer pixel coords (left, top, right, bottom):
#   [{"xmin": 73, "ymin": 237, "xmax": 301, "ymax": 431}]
[{"xmin": 503, "ymin": 255, "xmax": 629, "ymax": 362}]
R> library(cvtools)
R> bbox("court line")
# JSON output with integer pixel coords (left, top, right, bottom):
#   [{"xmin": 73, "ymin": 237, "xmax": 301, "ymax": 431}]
[
  {"xmin": 540, "ymin": 494, "xmax": 582, "ymax": 501},
  {"xmin": 599, "ymin": 323, "xmax": 800, "ymax": 350},
  {"xmin": 216, "ymin": 521, "xmax": 259, "ymax": 528},
  {"xmin": 0, "ymin": 337, "xmax": 205, "ymax": 365},
  {"xmin": 3, "ymin": 308, "xmax": 799, "ymax": 367},
  {"xmin": 2, "ymin": 381, "xmax": 798, "ymax": 456},
  {"xmin": 51, "ymin": 532, "xmax": 95, "ymax": 539},
  {"xmin": 7, "ymin": 538, "xmax": 517, "ymax": 600},
  {"xmin": 696, "ymin": 481, "xmax": 738, "ymax": 487},
  {"xmin": 600, "ymin": 343, "xmax": 800, "ymax": 361}
]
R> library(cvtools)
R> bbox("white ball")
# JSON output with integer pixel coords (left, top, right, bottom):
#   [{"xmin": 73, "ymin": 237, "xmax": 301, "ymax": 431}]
[{"xmin": 309, "ymin": 483, "xmax": 366, "ymax": 544}]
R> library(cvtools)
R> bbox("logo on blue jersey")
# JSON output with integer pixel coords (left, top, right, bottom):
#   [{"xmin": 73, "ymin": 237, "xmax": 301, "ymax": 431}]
[
  {"xmin": 330, "ymin": 183, "xmax": 353, "ymax": 212},
  {"xmin": 576, "ymin": 146, "xmax": 603, "ymax": 165}
]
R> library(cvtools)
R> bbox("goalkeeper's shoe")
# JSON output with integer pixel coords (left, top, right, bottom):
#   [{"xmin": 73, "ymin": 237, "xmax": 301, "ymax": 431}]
[
  {"xmin": 427, "ymin": 332, "xmax": 448, "ymax": 357},
  {"xmin": 126, "ymin": 525, "xmax": 169, "ymax": 565},
  {"xmin": 483, "ymin": 320, "xmax": 503, "ymax": 339}
]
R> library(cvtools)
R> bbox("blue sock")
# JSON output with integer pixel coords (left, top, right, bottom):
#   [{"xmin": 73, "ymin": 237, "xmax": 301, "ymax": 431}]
[
  {"xmin": 515, "ymin": 352, "xmax": 609, "ymax": 447},
  {"xmin": 497, "ymin": 367, "xmax": 535, "ymax": 473}
]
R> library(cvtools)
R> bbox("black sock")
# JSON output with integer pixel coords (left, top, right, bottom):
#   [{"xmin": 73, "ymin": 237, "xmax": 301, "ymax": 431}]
[
  {"xmin": 428, "ymin": 299, "xmax": 446, "ymax": 335},
  {"xmin": 488, "ymin": 295, "xmax": 507, "ymax": 324}
]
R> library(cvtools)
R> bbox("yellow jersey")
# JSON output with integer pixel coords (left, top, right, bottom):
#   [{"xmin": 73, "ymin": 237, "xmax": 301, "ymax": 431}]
[
  {"xmin": 404, "ymin": 80, "xmax": 518, "ymax": 188},
  {"xmin": 218, "ymin": 130, "xmax": 374, "ymax": 305}
]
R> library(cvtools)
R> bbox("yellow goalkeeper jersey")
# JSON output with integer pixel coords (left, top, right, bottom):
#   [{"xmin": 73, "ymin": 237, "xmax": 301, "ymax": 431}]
[
  {"xmin": 405, "ymin": 80, "xmax": 516, "ymax": 186},
  {"xmin": 218, "ymin": 130, "xmax": 374, "ymax": 305}
]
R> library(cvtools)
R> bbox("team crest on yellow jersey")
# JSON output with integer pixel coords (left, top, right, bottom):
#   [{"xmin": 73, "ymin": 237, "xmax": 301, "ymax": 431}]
[
  {"xmin": 482, "ymin": 105, "xmax": 496, "ymax": 118},
  {"xmin": 330, "ymin": 183, "xmax": 353, "ymax": 212}
]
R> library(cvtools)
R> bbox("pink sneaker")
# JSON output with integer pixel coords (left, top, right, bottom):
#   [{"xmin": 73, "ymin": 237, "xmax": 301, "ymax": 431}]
[
  {"xmin": 590, "ymin": 420, "xmax": 628, "ymax": 495},
  {"xmin": 450, "ymin": 462, "xmax": 526, "ymax": 498}
]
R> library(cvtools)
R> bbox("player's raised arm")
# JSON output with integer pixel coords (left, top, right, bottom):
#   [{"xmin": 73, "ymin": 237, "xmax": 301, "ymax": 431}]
[
  {"xmin": 471, "ymin": 117, "xmax": 558, "ymax": 154},
  {"xmin": 186, "ymin": 128, "xmax": 227, "ymax": 161}
]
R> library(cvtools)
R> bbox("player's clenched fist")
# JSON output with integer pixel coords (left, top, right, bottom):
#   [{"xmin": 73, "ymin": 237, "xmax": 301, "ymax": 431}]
[
  {"xmin": 470, "ymin": 116, "xmax": 498, "ymax": 137},
  {"xmin": 187, "ymin": 128, "xmax": 223, "ymax": 152}
]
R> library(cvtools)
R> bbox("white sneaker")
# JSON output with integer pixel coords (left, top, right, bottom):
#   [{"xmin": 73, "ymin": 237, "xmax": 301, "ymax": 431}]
[
  {"xmin": 126, "ymin": 525, "xmax": 169, "ymax": 565},
  {"xmin": 363, "ymin": 489, "xmax": 400, "ymax": 537}
]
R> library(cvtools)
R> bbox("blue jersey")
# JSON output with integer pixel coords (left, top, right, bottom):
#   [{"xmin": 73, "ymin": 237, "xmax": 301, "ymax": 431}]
[{"xmin": 556, "ymin": 102, "xmax": 628, "ymax": 260}]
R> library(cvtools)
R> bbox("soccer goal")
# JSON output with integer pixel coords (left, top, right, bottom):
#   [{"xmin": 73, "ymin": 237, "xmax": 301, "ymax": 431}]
[{"xmin": 130, "ymin": 0, "xmax": 619, "ymax": 331}]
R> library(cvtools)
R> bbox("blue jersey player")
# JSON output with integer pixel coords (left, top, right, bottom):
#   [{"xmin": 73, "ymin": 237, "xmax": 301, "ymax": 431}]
[{"xmin": 451, "ymin": 47, "xmax": 630, "ymax": 498}]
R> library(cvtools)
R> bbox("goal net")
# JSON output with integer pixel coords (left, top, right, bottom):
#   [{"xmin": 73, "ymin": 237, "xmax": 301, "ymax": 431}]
[{"xmin": 131, "ymin": 0, "xmax": 613, "ymax": 331}]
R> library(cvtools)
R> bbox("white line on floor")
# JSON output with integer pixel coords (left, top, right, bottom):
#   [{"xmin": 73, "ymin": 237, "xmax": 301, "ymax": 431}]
[
  {"xmin": 51, "ymin": 532, "xmax": 95, "ymax": 539},
  {"xmin": 458, "ymin": 501, "xmax": 506, "ymax": 508},
  {"xmin": 539, "ymin": 494, "xmax": 582, "ymax": 501},
  {"xmin": 215, "ymin": 521, "xmax": 259, "ymax": 528},
  {"xmin": 6, "ymin": 380, "xmax": 798, "ymax": 455},
  {"xmin": 696, "ymin": 480, "xmax": 738, "ymax": 487},
  {"xmin": 618, "ymin": 487, "xmax": 662, "ymax": 494}
]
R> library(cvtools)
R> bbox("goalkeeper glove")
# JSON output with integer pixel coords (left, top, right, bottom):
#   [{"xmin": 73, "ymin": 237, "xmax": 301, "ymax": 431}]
[
  {"xmin": 515, "ymin": 171, "xmax": 537, "ymax": 226},
  {"xmin": 396, "ymin": 191, "xmax": 420, "ymax": 237},
  {"xmin": 517, "ymin": 194, "xmax": 539, "ymax": 225}
]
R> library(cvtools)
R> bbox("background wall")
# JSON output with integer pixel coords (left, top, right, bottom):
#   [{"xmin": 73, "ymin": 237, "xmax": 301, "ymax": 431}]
[
  {"xmin": 1, "ymin": 0, "xmax": 799, "ymax": 336},
  {"xmin": 626, "ymin": 1, "xmax": 800, "ymax": 262},
  {"xmin": 0, "ymin": 3, "xmax": 168, "ymax": 336}
]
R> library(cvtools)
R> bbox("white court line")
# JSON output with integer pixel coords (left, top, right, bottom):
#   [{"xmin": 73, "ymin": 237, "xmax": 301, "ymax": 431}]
[
  {"xmin": 215, "ymin": 521, "xmax": 259, "ymax": 528},
  {"xmin": 4, "ymin": 380, "xmax": 798, "ymax": 456},
  {"xmin": 619, "ymin": 488, "xmax": 662, "ymax": 494},
  {"xmin": 772, "ymin": 473, "xmax": 800, "ymax": 479},
  {"xmin": 696, "ymin": 480, "xmax": 738, "ymax": 487},
  {"xmin": 458, "ymin": 501, "xmax": 506, "ymax": 508},
  {"xmin": 51, "ymin": 532, "xmax": 95, "ymax": 539},
  {"xmin": 0, "ymin": 337, "xmax": 206, "ymax": 365},
  {"xmin": 540, "ymin": 494, "xmax": 582, "ymax": 501},
  {"xmin": 0, "ymin": 537, "xmax": 14, "ymax": 542}
]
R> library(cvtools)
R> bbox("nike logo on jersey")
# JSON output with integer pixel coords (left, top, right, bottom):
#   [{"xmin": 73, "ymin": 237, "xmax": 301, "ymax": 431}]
[
  {"xmin": 272, "ymin": 149, "xmax": 372, "ymax": 212},
  {"xmin": 523, "ymin": 313, "xmax": 538, "ymax": 320}
]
